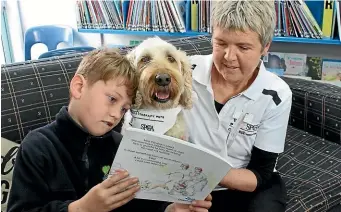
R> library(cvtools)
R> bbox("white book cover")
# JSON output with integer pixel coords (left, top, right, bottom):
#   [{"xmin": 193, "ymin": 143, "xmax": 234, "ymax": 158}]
[
  {"xmin": 284, "ymin": 53, "xmax": 307, "ymax": 76},
  {"xmin": 108, "ymin": 127, "xmax": 232, "ymax": 204}
]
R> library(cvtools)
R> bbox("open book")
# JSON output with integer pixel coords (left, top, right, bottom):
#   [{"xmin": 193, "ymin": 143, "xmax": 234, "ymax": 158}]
[{"xmin": 108, "ymin": 127, "xmax": 232, "ymax": 204}]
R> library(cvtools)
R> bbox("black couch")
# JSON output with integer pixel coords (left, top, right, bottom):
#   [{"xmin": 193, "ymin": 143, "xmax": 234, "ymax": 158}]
[{"xmin": 1, "ymin": 35, "xmax": 340, "ymax": 212}]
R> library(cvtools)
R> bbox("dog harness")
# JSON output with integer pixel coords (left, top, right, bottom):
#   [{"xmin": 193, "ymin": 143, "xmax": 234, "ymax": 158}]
[{"xmin": 129, "ymin": 106, "xmax": 182, "ymax": 134}]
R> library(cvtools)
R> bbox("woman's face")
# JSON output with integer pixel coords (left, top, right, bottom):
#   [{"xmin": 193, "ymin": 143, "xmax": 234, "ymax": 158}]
[{"xmin": 212, "ymin": 26, "xmax": 270, "ymax": 84}]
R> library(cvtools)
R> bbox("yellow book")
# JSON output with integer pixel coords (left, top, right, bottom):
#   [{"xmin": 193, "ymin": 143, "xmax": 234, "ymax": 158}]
[
  {"xmin": 322, "ymin": 0, "xmax": 334, "ymax": 38},
  {"xmin": 191, "ymin": 0, "xmax": 198, "ymax": 31}
]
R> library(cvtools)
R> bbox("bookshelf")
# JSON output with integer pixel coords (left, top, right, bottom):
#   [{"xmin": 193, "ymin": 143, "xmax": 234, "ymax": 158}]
[
  {"xmin": 272, "ymin": 37, "xmax": 341, "ymax": 45},
  {"xmin": 76, "ymin": 0, "xmax": 341, "ymax": 45},
  {"xmin": 78, "ymin": 29, "xmax": 341, "ymax": 45},
  {"xmin": 78, "ymin": 28, "xmax": 210, "ymax": 37}
]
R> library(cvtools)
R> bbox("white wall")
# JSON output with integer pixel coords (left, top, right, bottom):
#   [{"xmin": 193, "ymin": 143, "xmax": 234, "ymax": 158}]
[{"xmin": 6, "ymin": 1, "xmax": 25, "ymax": 62}]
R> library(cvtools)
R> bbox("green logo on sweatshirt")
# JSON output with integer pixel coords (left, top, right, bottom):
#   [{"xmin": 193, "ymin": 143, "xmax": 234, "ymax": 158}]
[
  {"xmin": 102, "ymin": 165, "xmax": 110, "ymax": 175},
  {"xmin": 102, "ymin": 165, "xmax": 111, "ymax": 180}
]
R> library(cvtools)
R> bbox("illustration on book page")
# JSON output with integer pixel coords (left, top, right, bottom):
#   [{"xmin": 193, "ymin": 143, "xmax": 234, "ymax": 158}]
[{"xmin": 139, "ymin": 163, "xmax": 208, "ymax": 198}]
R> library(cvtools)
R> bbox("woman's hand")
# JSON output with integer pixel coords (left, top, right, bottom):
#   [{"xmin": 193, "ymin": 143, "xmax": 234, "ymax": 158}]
[{"xmin": 165, "ymin": 194, "xmax": 212, "ymax": 212}]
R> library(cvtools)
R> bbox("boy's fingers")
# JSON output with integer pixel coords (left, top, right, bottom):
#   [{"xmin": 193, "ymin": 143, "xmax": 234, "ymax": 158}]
[
  {"xmin": 191, "ymin": 199, "xmax": 212, "ymax": 210},
  {"xmin": 108, "ymin": 177, "xmax": 139, "ymax": 194},
  {"xmin": 109, "ymin": 193, "xmax": 136, "ymax": 210},
  {"xmin": 109, "ymin": 186, "xmax": 139, "ymax": 206},
  {"xmin": 205, "ymin": 194, "xmax": 212, "ymax": 201},
  {"xmin": 189, "ymin": 206, "xmax": 208, "ymax": 212},
  {"xmin": 101, "ymin": 171, "xmax": 129, "ymax": 188}
]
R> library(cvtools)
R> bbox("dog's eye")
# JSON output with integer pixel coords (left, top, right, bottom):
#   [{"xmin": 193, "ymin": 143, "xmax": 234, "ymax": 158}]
[
  {"xmin": 167, "ymin": 55, "xmax": 176, "ymax": 63},
  {"xmin": 141, "ymin": 56, "xmax": 151, "ymax": 63}
]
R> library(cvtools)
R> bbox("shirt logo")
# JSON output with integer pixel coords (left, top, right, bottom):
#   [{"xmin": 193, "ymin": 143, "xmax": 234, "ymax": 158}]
[
  {"xmin": 239, "ymin": 123, "xmax": 259, "ymax": 136},
  {"xmin": 238, "ymin": 113, "xmax": 259, "ymax": 136},
  {"xmin": 245, "ymin": 123, "xmax": 259, "ymax": 132}
]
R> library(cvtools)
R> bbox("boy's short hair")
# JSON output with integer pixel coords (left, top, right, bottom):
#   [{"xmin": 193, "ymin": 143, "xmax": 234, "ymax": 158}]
[
  {"xmin": 212, "ymin": 0, "xmax": 276, "ymax": 49},
  {"xmin": 75, "ymin": 48, "xmax": 138, "ymax": 98}
]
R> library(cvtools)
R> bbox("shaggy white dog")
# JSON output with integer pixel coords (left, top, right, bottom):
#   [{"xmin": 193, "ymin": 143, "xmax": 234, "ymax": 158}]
[{"xmin": 122, "ymin": 37, "xmax": 194, "ymax": 141}]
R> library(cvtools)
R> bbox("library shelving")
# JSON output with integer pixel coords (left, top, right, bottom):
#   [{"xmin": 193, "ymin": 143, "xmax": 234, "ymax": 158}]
[
  {"xmin": 76, "ymin": 0, "xmax": 341, "ymax": 46},
  {"xmin": 272, "ymin": 37, "xmax": 341, "ymax": 45},
  {"xmin": 78, "ymin": 28, "xmax": 210, "ymax": 37},
  {"xmin": 78, "ymin": 29, "xmax": 341, "ymax": 45}
]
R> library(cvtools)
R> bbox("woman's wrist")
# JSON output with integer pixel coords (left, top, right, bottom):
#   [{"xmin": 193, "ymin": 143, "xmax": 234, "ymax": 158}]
[{"xmin": 220, "ymin": 168, "xmax": 257, "ymax": 192}]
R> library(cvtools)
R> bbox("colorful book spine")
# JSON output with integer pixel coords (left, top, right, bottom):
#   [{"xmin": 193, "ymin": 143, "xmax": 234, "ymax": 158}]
[
  {"xmin": 322, "ymin": 0, "xmax": 335, "ymax": 38},
  {"xmin": 337, "ymin": 0, "xmax": 341, "ymax": 41}
]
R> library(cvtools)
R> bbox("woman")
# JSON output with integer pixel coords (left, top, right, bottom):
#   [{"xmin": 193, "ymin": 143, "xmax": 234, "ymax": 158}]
[{"xmin": 183, "ymin": 1, "xmax": 292, "ymax": 212}]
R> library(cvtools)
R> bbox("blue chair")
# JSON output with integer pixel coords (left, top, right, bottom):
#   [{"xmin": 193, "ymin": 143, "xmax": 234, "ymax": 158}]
[
  {"xmin": 38, "ymin": 46, "xmax": 96, "ymax": 59},
  {"xmin": 24, "ymin": 25, "xmax": 73, "ymax": 60}
]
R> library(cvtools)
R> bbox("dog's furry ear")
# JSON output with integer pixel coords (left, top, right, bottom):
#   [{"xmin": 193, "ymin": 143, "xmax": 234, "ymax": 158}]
[
  {"xmin": 178, "ymin": 50, "xmax": 193, "ymax": 109},
  {"xmin": 126, "ymin": 47, "xmax": 143, "ymax": 110},
  {"xmin": 126, "ymin": 47, "xmax": 137, "ymax": 65},
  {"xmin": 132, "ymin": 90, "xmax": 143, "ymax": 109}
]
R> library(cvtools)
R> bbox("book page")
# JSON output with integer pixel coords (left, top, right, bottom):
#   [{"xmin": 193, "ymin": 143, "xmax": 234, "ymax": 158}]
[{"xmin": 109, "ymin": 127, "xmax": 231, "ymax": 204}]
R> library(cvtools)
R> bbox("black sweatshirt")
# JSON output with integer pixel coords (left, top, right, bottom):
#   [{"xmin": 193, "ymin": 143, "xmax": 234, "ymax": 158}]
[{"xmin": 7, "ymin": 106, "xmax": 167, "ymax": 212}]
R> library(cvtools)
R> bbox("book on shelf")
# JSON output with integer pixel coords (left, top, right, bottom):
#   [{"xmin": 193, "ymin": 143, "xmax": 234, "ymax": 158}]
[
  {"xmin": 107, "ymin": 127, "xmax": 232, "ymax": 204},
  {"xmin": 263, "ymin": 51, "xmax": 341, "ymax": 83},
  {"xmin": 75, "ymin": 0, "xmax": 340, "ymax": 42},
  {"xmin": 336, "ymin": 0, "xmax": 341, "ymax": 41},
  {"xmin": 306, "ymin": 57, "xmax": 323, "ymax": 80},
  {"xmin": 76, "ymin": 0, "xmax": 191, "ymax": 33},
  {"xmin": 304, "ymin": 0, "xmax": 340, "ymax": 40},
  {"xmin": 322, "ymin": 59, "xmax": 341, "ymax": 81},
  {"xmin": 76, "ymin": 0, "xmax": 124, "ymax": 29},
  {"xmin": 263, "ymin": 52, "xmax": 287, "ymax": 76},
  {"xmin": 321, "ymin": 0, "xmax": 335, "ymax": 39},
  {"xmin": 283, "ymin": 53, "xmax": 307, "ymax": 76},
  {"xmin": 275, "ymin": 0, "xmax": 325, "ymax": 39},
  {"xmin": 264, "ymin": 52, "xmax": 322, "ymax": 79}
]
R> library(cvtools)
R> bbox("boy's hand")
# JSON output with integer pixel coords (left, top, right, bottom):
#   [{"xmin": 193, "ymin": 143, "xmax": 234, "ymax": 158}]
[
  {"xmin": 69, "ymin": 170, "xmax": 140, "ymax": 212},
  {"xmin": 165, "ymin": 194, "xmax": 212, "ymax": 212}
]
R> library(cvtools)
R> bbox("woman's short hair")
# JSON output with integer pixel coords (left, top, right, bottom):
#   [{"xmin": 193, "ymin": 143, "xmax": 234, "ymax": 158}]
[{"xmin": 211, "ymin": 0, "xmax": 276, "ymax": 48}]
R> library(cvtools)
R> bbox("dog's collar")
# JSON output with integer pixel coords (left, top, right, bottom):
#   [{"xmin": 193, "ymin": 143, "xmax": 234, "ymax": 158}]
[{"xmin": 129, "ymin": 106, "xmax": 182, "ymax": 134}]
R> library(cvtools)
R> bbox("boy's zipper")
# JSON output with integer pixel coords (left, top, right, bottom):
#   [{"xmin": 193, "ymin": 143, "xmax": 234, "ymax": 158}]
[{"xmin": 82, "ymin": 137, "xmax": 91, "ymax": 192}]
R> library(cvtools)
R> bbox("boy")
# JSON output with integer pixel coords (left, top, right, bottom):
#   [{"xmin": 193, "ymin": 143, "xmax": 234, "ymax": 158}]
[{"xmin": 7, "ymin": 49, "xmax": 212, "ymax": 212}]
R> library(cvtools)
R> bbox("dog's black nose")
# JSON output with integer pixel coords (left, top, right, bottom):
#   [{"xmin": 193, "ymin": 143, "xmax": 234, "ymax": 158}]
[{"xmin": 155, "ymin": 73, "xmax": 171, "ymax": 86}]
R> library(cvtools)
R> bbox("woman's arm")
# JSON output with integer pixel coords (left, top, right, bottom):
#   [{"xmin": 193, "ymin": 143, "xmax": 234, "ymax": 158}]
[
  {"xmin": 221, "ymin": 88, "xmax": 292, "ymax": 192},
  {"xmin": 220, "ymin": 146, "xmax": 279, "ymax": 192},
  {"xmin": 220, "ymin": 168, "xmax": 257, "ymax": 192}
]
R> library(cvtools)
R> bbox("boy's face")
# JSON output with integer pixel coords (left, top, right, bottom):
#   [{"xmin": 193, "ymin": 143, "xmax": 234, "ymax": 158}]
[{"xmin": 70, "ymin": 76, "xmax": 132, "ymax": 136}]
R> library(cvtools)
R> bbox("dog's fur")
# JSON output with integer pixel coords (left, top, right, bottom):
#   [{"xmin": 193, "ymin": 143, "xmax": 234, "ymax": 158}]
[{"xmin": 123, "ymin": 37, "xmax": 193, "ymax": 141}]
